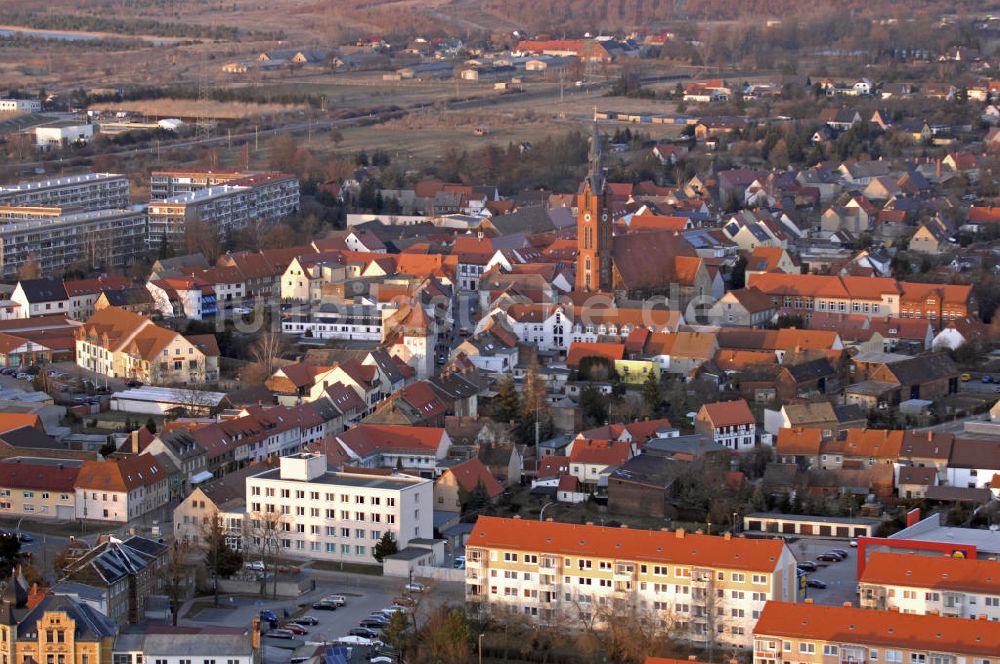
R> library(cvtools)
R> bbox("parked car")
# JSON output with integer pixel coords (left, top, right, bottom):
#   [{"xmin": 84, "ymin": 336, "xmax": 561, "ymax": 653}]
[
  {"xmin": 323, "ymin": 594, "xmax": 347, "ymax": 606},
  {"xmin": 337, "ymin": 636, "xmax": 377, "ymax": 647},
  {"xmin": 379, "ymin": 606, "xmax": 406, "ymax": 616},
  {"xmin": 393, "ymin": 596, "xmax": 416, "ymax": 607},
  {"xmin": 349, "ymin": 628, "xmax": 380, "ymax": 639},
  {"xmin": 849, "ymin": 539, "xmax": 858, "ymax": 547},
  {"xmin": 259, "ymin": 610, "xmax": 279, "ymax": 623},
  {"xmin": 453, "ymin": 556, "xmax": 466, "ymax": 569},
  {"xmin": 283, "ymin": 624, "xmax": 307, "ymax": 635},
  {"xmin": 806, "ymin": 579, "xmax": 828, "ymax": 589},
  {"xmin": 266, "ymin": 629, "xmax": 295, "ymax": 640},
  {"xmin": 359, "ymin": 618, "xmax": 388, "ymax": 629},
  {"xmin": 312, "ymin": 601, "xmax": 338, "ymax": 611},
  {"xmin": 817, "ymin": 553, "xmax": 842, "ymax": 563},
  {"xmin": 404, "ymin": 582, "xmax": 426, "ymax": 593},
  {"xmin": 290, "ymin": 616, "xmax": 318, "ymax": 626},
  {"xmin": 16, "ymin": 533, "xmax": 32, "ymax": 543},
  {"xmin": 796, "ymin": 561, "xmax": 818, "ymax": 572},
  {"xmin": 369, "ymin": 658, "xmax": 393, "ymax": 664},
  {"xmin": 827, "ymin": 549, "xmax": 849, "ymax": 559},
  {"xmin": 244, "ymin": 560, "xmax": 265, "ymax": 571},
  {"xmin": 983, "ymin": 375, "xmax": 994, "ymax": 384}
]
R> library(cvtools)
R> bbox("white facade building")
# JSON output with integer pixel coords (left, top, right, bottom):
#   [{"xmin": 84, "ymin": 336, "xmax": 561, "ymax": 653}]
[
  {"xmin": 0, "ymin": 172, "xmax": 129, "ymax": 210},
  {"xmin": 242, "ymin": 453, "xmax": 433, "ymax": 563}
]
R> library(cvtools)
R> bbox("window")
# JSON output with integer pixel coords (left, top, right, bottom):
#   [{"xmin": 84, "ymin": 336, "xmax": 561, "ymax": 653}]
[
  {"xmin": 752, "ymin": 574, "xmax": 767, "ymax": 584},
  {"xmin": 731, "ymin": 572, "xmax": 745, "ymax": 582},
  {"xmin": 504, "ymin": 552, "xmax": 519, "ymax": 562},
  {"xmin": 885, "ymin": 651, "xmax": 902, "ymax": 663},
  {"xmin": 824, "ymin": 646, "xmax": 839, "ymax": 656},
  {"xmin": 799, "ymin": 643, "xmax": 815, "ymax": 654}
]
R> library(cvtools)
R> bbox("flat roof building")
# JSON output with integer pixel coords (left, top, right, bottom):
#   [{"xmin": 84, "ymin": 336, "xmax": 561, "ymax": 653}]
[
  {"xmin": 241, "ymin": 453, "xmax": 433, "ymax": 564},
  {"xmin": 0, "ymin": 172, "xmax": 129, "ymax": 210}
]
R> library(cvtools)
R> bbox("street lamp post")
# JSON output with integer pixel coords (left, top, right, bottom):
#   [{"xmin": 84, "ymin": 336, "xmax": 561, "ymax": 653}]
[
  {"xmin": 478, "ymin": 633, "xmax": 485, "ymax": 664},
  {"xmin": 733, "ymin": 511, "xmax": 738, "ymax": 535},
  {"xmin": 539, "ymin": 502, "xmax": 555, "ymax": 521}
]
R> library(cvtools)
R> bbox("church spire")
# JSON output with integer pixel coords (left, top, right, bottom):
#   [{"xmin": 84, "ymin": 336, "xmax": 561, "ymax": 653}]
[{"xmin": 586, "ymin": 121, "xmax": 605, "ymax": 194}]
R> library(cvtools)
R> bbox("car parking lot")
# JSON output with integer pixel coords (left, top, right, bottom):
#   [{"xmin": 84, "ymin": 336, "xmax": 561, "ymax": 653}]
[{"xmin": 789, "ymin": 537, "xmax": 858, "ymax": 607}]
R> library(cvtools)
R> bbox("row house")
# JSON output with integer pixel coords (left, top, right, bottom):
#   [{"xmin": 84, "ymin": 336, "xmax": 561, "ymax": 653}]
[
  {"xmin": 752, "ymin": 600, "xmax": 1000, "ymax": 664},
  {"xmin": 746, "ymin": 273, "xmax": 973, "ymax": 322},
  {"xmin": 858, "ymin": 551, "xmax": 1000, "ymax": 620},
  {"xmin": 11, "ymin": 276, "xmax": 130, "ymax": 320},
  {"xmin": 146, "ymin": 275, "xmax": 215, "ymax": 320},
  {"xmin": 465, "ymin": 516, "xmax": 797, "ymax": 649},
  {"xmin": 75, "ymin": 306, "xmax": 219, "ymax": 384}
]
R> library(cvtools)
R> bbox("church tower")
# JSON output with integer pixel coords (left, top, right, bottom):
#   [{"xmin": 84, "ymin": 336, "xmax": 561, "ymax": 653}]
[{"xmin": 576, "ymin": 123, "xmax": 613, "ymax": 292}]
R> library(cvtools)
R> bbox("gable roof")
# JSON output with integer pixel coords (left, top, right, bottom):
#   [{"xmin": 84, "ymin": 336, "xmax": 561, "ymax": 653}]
[
  {"xmin": 469, "ymin": 516, "xmax": 787, "ymax": 572},
  {"xmin": 336, "ymin": 424, "xmax": 445, "ymax": 458},
  {"xmin": 75, "ymin": 455, "xmax": 169, "ymax": 492},
  {"xmin": 443, "ymin": 457, "xmax": 503, "ymax": 497},
  {"xmin": 16, "ymin": 278, "xmax": 66, "ymax": 303},
  {"xmin": 699, "ymin": 399, "xmax": 754, "ymax": 427},
  {"xmin": 569, "ymin": 439, "xmax": 630, "ymax": 466},
  {"xmin": 776, "ymin": 427, "xmax": 823, "ymax": 456},
  {"xmin": 754, "ymin": 601, "xmax": 1000, "ymax": 657}
]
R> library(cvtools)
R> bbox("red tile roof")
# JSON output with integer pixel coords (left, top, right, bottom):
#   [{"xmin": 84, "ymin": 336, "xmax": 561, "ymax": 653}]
[
  {"xmin": 336, "ymin": 424, "xmax": 446, "ymax": 458},
  {"xmin": 469, "ymin": 516, "xmax": 787, "ymax": 572},
  {"xmin": 699, "ymin": 399, "xmax": 754, "ymax": 428},
  {"xmin": 0, "ymin": 460, "xmax": 78, "ymax": 492},
  {"xmin": 444, "ymin": 458, "xmax": 503, "ymax": 497},
  {"xmin": 569, "ymin": 439, "xmax": 630, "ymax": 466},
  {"xmin": 566, "ymin": 341, "xmax": 625, "ymax": 368},
  {"xmin": 537, "ymin": 456, "xmax": 568, "ymax": 478},
  {"xmin": 754, "ymin": 601, "xmax": 1000, "ymax": 657}
]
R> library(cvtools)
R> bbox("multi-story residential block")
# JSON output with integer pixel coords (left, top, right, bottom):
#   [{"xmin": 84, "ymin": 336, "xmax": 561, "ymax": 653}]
[
  {"xmin": 147, "ymin": 172, "xmax": 299, "ymax": 248},
  {"xmin": 752, "ymin": 600, "xmax": 1000, "ymax": 664},
  {"xmin": 465, "ymin": 516, "xmax": 798, "ymax": 648},
  {"xmin": 149, "ymin": 169, "xmax": 249, "ymax": 199},
  {"xmin": 0, "ymin": 173, "xmax": 128, "ymax": 210},
  {"xmin": 75, "ymin": 307, "xmax": 219, "ymax": 384},
  {"xmin": 0, "ymin": 457, "xmax": 79, "ymax": 519},
  {"xmin": 74, "ymin": 455, "xmax": 171, "ymax": 523},
  {"xmin": 694, "ymin": 399, "xmax": 757, "ymax": 451},
  {"xmin": 282, "ymin": 301, "xmax": 386, "ymax": 341},
  {"xmin": 240, "ymin": 453, "xmax": 432, "ymax": 563},
  {"xmin": 0, "ymin": 207, "xmax": 147, "ymax": 277},
  {"xmin": 858, "ymin": 551, "xmax": 1000, "ymax": 620}
]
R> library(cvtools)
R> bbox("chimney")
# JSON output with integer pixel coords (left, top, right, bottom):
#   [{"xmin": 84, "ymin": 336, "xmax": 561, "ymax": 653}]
[
  {"xmin": 930, "ymin": 609, "xmax": 940, "ymax": 616},
  {"xmin": 620, "ymin": 524, "xmax": 628, "ymax": 528},
  {"xmin": 804, "ymin": 598, "xmax": 814, "ymax": 604},
  {"xmin": 936, "ymin": 158, "xmax": 941, "ymax": 179},
  {"xmin": 675, "ymin": 528, "xmax": 685, "ymax": 538},
  {"xmin": 723, "ymin": 532, "xmax": 732, "ymax": 540},
  {"xmin": 546, "ymin": 518, "xmax": 554, "ymax": 522},
  {"xmin": 688, "ymin": 658, "xmax": 697, "ymax": 662},
  {"xmin": 586, "ymin": 521, "xmax": 594, "ymax": 526},
  {"xmin": 513, "ymin": 514, "xmax": 521, "ymax": 519},
  {"xmin": 251, "ymin": 617, "xmax": 262, "ymax": 653},
  {"xmin": 842, "ymin": 601, "xmax": 852, "ymax": 608},
  {"xmin": 695, "ymin": 529, "xmax": 704, "ymax": 535}
]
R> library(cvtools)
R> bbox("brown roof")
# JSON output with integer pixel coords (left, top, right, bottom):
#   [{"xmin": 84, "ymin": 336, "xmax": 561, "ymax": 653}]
[
  {"xmin": 948, "ymin": 437, "xmax": 1000, "ymax": 469},
  {"xmin": 75, "ymin": 455, "xmax": 169, "ymax": 492},
  {"xmin": 0, "ymin": 459, "xmax": 78, "ymax": 492},
  {"xmin": 699, "ymin": 399, "xmax": 754, "ymax": 427},
  {"xmin": 443, "ymin": 457, "xmax": 504, "ymax": 497},
  {"xmin": 897, "ymin": 465, "xmax": 937, "ymax": 486},
  {"xmin": 776, "ymin": 427, "xmax": 823, "ymax": 456}
]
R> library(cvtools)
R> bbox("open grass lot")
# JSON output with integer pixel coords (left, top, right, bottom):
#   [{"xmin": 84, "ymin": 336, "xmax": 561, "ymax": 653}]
[{"xmin": 87, "ymin": 98, "xmax": 306, "ymax": 120}]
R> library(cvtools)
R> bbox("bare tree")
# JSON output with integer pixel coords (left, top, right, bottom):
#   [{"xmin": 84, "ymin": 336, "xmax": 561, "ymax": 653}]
[
  {"xmin": 163, "ymin": 538, "xmax": 194, "ymax": 626},
  {"xmin": 249, "ymin": 331, "xmax": 287, "ymax": 377},
  {"xmin": 243, "ymin": 509, "xmax": 285, "ymax": 598}
]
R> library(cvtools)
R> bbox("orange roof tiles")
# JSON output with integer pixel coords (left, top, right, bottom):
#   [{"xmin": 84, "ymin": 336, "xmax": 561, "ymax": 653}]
[
  {"xmin": 337, "ymin": 424, "xmax": 445, "ymax": 457},
  {"xmin": 469, "ymin": 516, "xmax": 788, "ymax": 572},
  {"xmin": 76, "ymin": 455, "xmax": 168, "ymax": 492},
  {"xmin": 776, "ymin": 427, "xmax": 823, "ymax": 456},
  {"xmin": 569, "ymin": 439, "xmax": 630, "ymax": 466},
  {"xmin": 566, "ymin": 341, "xmax": 625, "ymax": 368},
  {"xmin": 860, "ymin": 551, "xmax": 1000, "ymax": 594},
  {"xmin": 537, "ymin": 456, "xmax": 569, "ymax": 478},
  {"xmin": 699, "ymin": 399, "xmax": 755, "ymax": 428},
  {"xmin": 754, "ymin": 601, "xmax": 1000, "ymax": 657},
  {"xmin": 444, "ymin": 457, "xmax": 504, "ymax": 497},
  {"xmin": 0, "ymin": 413, "xmax": 41, "ymax": 435},
  {"xmin": 830, "ymin": 428, "xmax": 904, "ymax": 458}
]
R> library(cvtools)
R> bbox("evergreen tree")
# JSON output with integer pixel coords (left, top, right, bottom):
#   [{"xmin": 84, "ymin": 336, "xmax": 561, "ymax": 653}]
[
  {"xmin": 641, "ymin": 368, "xmax": 662, "ymax": 416},
  {"xmin": 373, "ymin": 531, "xmax": 398, "ymax": 563},
  {"xmin": 201, "ymin": 515, "xmax": 243, "ymax": 606},
  {"xmin": 491, "ymin": 375, "xmax": 520, "ymax": 423},
  {"xmin": 145, "ymin": 417, "xmax": 157, "ymax": 434},
  {"xmin": 580, "ymin": 385, "xmax": 608, "ymax": 426}
]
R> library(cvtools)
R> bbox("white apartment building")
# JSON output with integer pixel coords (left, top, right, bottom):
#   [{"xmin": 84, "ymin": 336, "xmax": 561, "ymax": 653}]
[
  {"xmin": 147, "ymin": 172, "xmax": 299, "ymax": 248},
  {"xmin": 0, "ymin": 99, "xmax": 41, "ymax": 113},
  {"xmin": 149, "ymin": 169, "xmax": 250, "ymax": 199},
  {"xmin": 75, "ymin": 455, "xmax": 171, "ymax": 523},
  {"xmin": 282, "ymin": 302, "xmax": 386, "ymax": 341},
  {"xmin": 858, "ymin": 551, "xmax": 1000, "ymax": 620},
  {"xmin": 465, "ymin": 516, "xmax": 798, "ymax": 649},
  {"xmin": 0, "ymin": 207, "xmax": 147, "ymax": 277},
  {"xmin": 241, "ymin": 453, "xmax": 433, "ymax": 563},
  {"xmin": 0, "ymin": 172, "xmax": 129, "ymax": 210}
]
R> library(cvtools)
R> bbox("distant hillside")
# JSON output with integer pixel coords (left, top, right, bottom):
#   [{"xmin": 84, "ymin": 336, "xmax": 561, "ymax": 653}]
[{"xmin": 477, "ymin": 0, "xmax": 989, "ymax": 31}]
